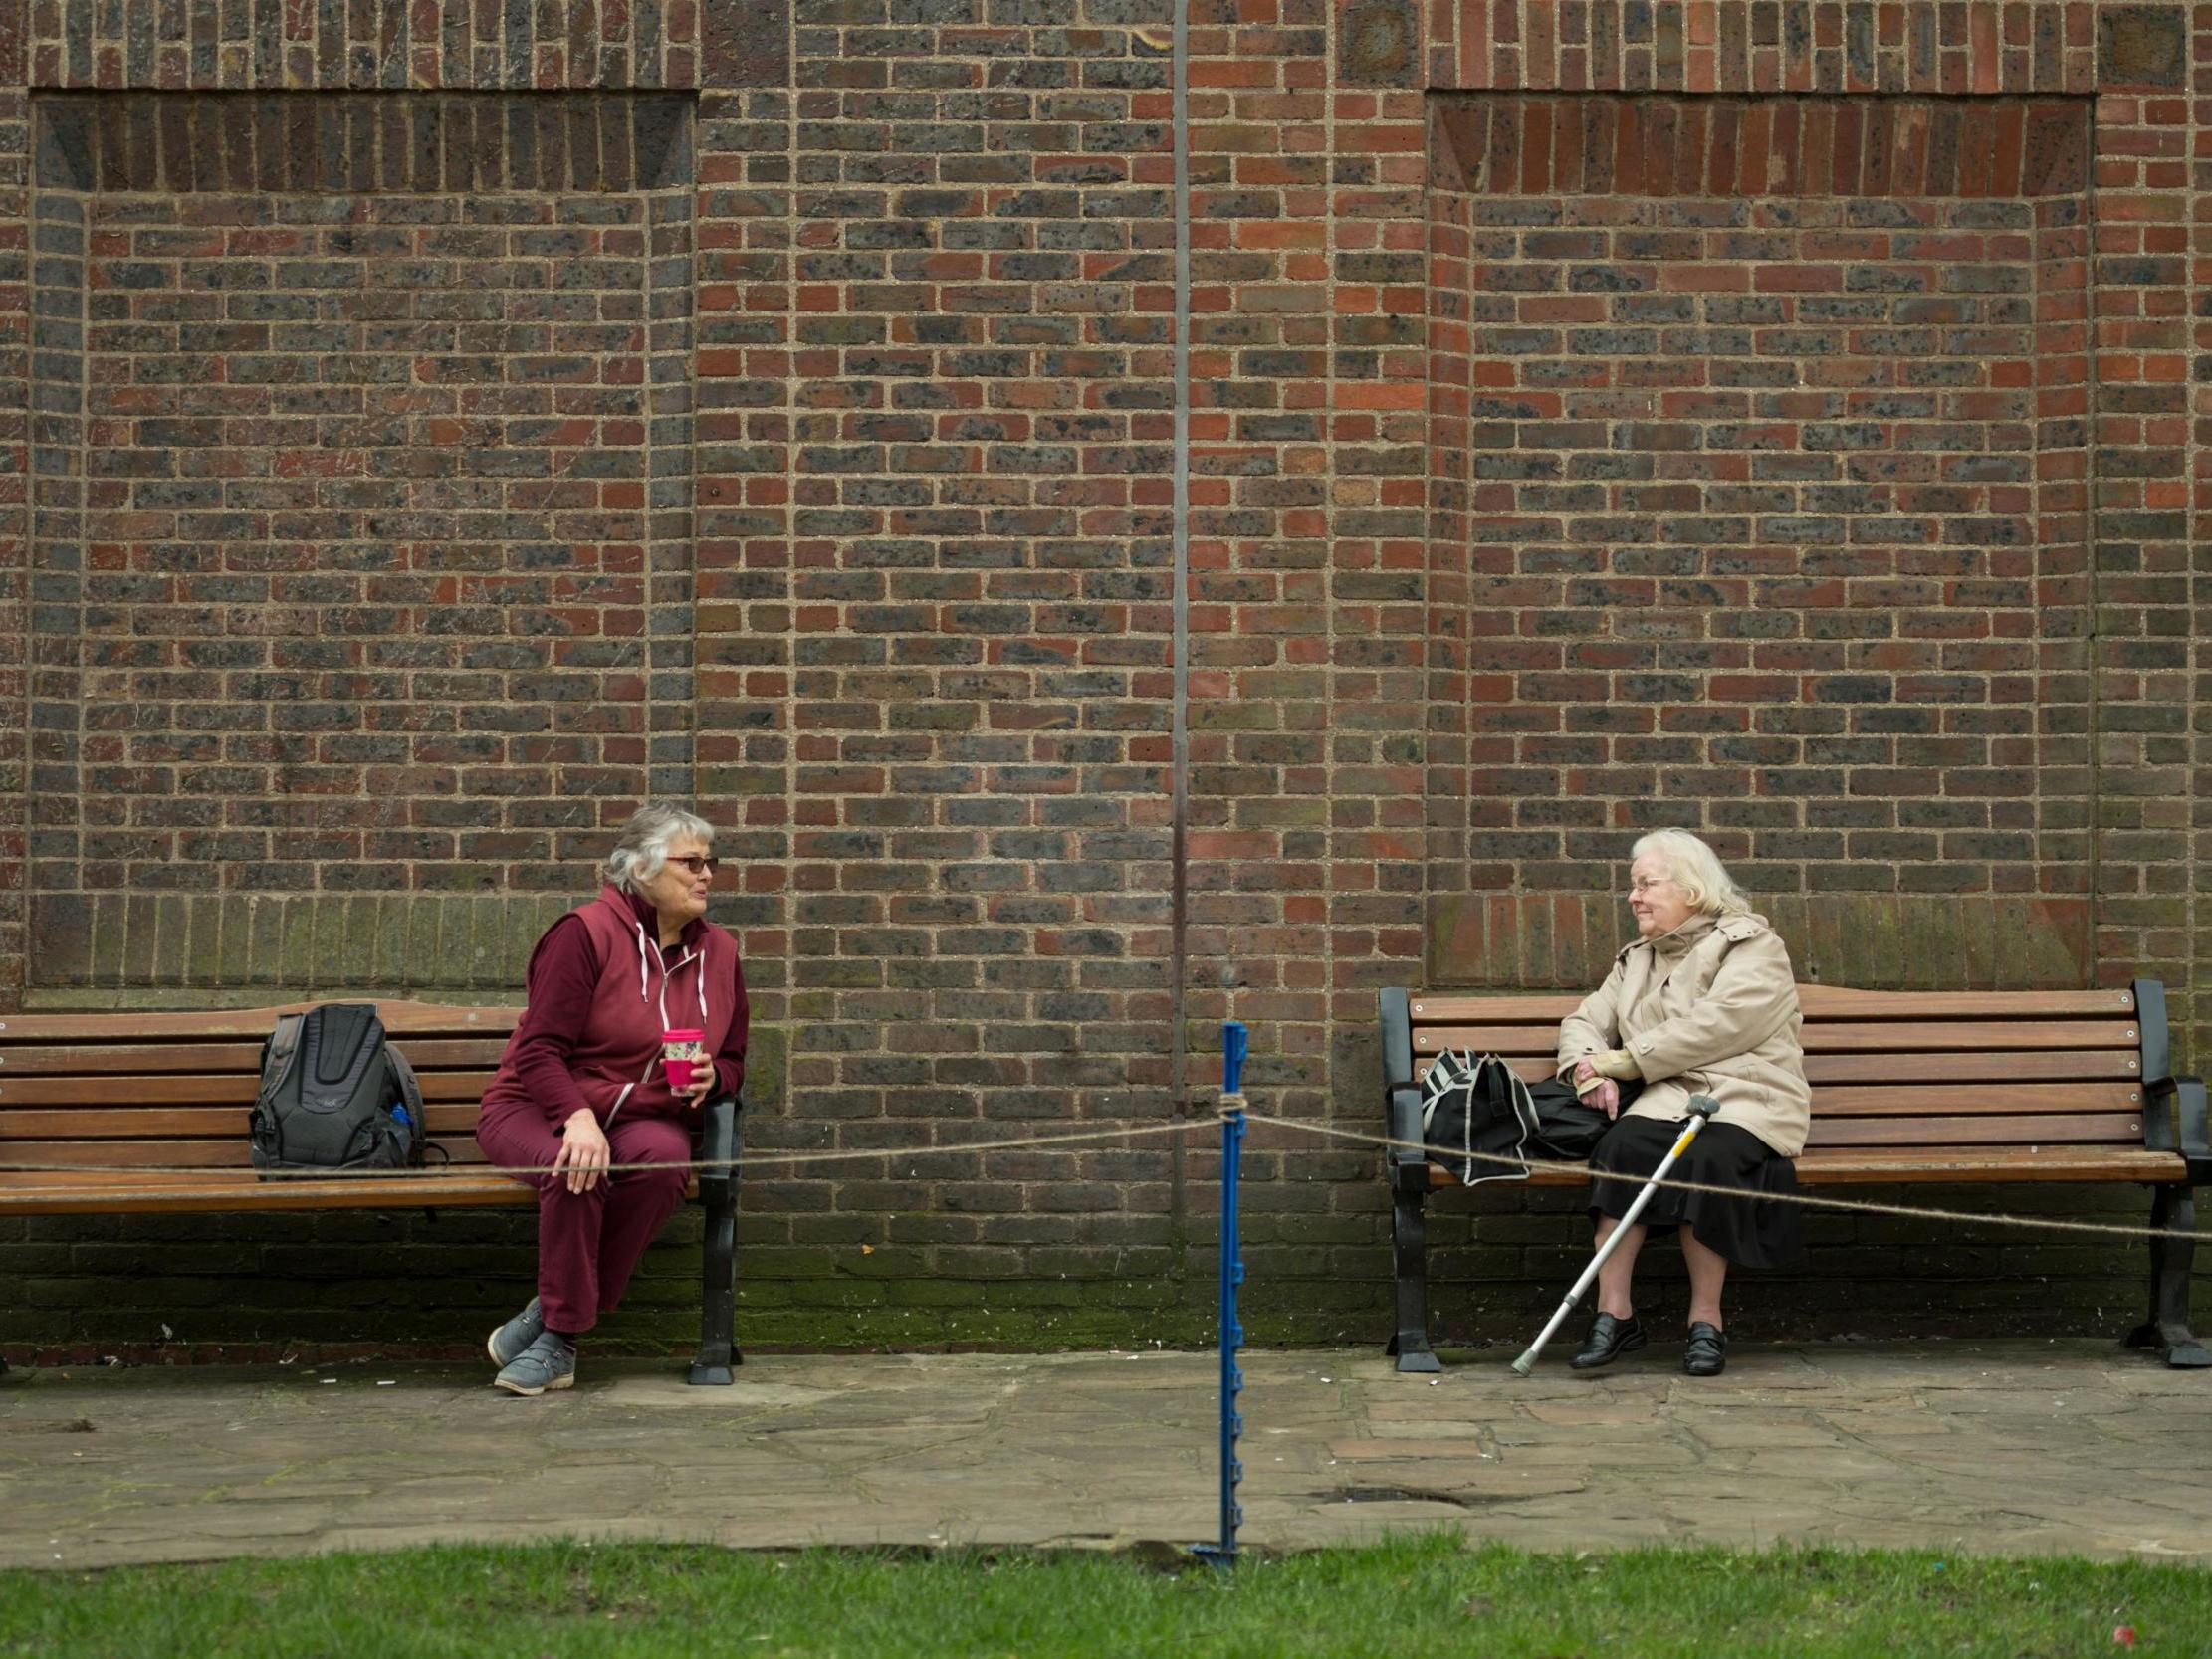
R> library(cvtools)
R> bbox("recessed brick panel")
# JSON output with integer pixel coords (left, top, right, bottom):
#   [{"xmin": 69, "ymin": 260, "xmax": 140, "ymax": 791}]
[
  {"xmin": 1426, "ymin": 90, "xmax": 2094, "ymax": 933},
  {"xmin": 26, "ymin": 90, "xmax": 695, "ymax": 946}
]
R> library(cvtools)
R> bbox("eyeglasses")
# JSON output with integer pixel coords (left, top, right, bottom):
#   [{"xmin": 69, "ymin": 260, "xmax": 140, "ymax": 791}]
[
  {"xmin": 668, "ymin": 856, "xmax": 720, "ymax": 877},
  {"xmin": 1628, "ymin": 877, "xmax": 1673, "ymax": 895}
]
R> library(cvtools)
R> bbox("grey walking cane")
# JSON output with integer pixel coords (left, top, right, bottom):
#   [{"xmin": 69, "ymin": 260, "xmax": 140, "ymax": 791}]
[{"xmin": 1510, "ymin": 1094, "xmax": 1720, "ymax": 1376}]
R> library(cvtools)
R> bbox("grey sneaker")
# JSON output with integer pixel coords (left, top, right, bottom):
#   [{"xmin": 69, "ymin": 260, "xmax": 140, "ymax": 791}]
[
  {"xmin": 487, "ymin": 1297, "xmax": 545, "ymax": 1367},
  {"xmin": 493, "ymin": 1331, "xmax": 575, "ymax": 1397}
]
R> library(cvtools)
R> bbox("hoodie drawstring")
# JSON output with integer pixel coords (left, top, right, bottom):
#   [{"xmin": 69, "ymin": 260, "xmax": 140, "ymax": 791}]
[{"xmin": 630, "ymin": 914, "xmax": 710, "ymax": 1052}]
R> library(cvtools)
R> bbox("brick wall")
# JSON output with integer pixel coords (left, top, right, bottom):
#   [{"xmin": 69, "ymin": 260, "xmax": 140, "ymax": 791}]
[{"xmin": 1, "ymin": 0, "xmax": 2208, "ymax": 1362}]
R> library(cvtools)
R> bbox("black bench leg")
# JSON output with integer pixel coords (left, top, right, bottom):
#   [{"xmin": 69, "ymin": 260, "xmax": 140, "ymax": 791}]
[
  {"xmin": 1386, "ymin": 1170, "xmax": 1440, "ymax": 1373},
  {"xmin": 2128, "ymin": 1184, "xmax": 2209, "ymax": 1369},
  {"xmin": 688, "ymin": 1095, "xmax": 743, "ymax": 1386}
]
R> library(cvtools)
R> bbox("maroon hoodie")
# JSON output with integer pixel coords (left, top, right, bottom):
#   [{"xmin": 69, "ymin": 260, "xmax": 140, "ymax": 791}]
[{"xmin": 480, "ymin": 885, "xmax": 749, "ymax": 1131}]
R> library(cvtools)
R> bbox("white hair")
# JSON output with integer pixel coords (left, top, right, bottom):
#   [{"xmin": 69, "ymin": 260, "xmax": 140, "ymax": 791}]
[
  {"xmin": 601, "ymin": 800, "xmax": 715, "ymax": 893},
  {"xmin": 1631, "ymin": 828, "xmax": 1752, "ymax": 918}
]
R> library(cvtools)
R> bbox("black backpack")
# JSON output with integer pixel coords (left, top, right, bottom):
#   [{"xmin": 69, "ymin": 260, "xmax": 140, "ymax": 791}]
[{"xmin": 249, "ymin": 1003, "xmax": 427, "ymax": 1176}]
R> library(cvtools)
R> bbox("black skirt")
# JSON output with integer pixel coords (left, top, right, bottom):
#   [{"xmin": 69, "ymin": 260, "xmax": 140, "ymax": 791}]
[{"xmin": 1585, "ymin": 1114, "xmax": 1803, "ymax": 1270}]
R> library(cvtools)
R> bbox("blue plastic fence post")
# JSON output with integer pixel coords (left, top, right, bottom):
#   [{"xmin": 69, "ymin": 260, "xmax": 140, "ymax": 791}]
[{"xmin": 1196, "ymin": 1021, "xmax": 1248, "ymax": 1566}]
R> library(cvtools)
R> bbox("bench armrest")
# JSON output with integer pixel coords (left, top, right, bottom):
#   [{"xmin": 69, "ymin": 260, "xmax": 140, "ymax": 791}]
[
  {"xmin": 1378, "ymin": 989, "xmax": 1426, "ymax": 1172},
  {"xmin": 696, "ymin": 1093, "xmax": 742, "ymax": 1204},
  {"xmin": 2144, "ymin": 1075, "xmax": 2212, "ymax": 1179}
]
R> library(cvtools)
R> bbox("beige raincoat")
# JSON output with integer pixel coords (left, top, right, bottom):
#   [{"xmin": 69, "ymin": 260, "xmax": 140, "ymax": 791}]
[{"xmin": 1555, "ymin": 911, "xmax": 1811, "ymax": 1158}]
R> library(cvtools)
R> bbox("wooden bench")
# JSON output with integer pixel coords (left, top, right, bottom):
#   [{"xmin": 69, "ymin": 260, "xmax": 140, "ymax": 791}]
[
  {"xmin": 1379, "ymin": 979, "xmax": 2212, "ymax": 1372},
  {"xmin": 0, "ymin": 1000, "xmax": 742, "ymax": 1383}
]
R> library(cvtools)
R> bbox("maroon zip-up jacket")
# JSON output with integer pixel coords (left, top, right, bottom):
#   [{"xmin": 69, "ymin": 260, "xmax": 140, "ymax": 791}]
[{"xmin": 479, "ymin": 885, "xmax": 749, "ymax": 1131}]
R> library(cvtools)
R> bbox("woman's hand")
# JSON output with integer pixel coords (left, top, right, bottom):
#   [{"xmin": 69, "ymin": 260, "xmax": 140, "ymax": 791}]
[
  {"xmin": 1574, "ymin": 1058, "xmax": 1623, "ymax": 1119},
  {"xmin": 681, "ymin": 1065, "xmax": 715, "ymax": 1112},
  {"xmin": 553, "ymin": 1109, "xmax": 612, "ymax": 1194}
]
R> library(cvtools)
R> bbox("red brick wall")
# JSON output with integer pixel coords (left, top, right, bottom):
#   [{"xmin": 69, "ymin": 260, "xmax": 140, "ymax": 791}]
[{"xmin": 2, "ymin": 0, "xmax": 2208, "ymax": 1357}]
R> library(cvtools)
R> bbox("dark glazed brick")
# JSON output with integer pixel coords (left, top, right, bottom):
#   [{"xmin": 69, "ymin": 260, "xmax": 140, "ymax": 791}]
[
  {"xmin": 707, "ymin": 0, "xmax": 788, "ymax": 88},
  {"xmin": 2098, "ymin": 5, "xmax": 2186, "ymax": 88},
  {"xmin": 1338, "ymin": 0, "xmax": 1418, "ymax": 87}
]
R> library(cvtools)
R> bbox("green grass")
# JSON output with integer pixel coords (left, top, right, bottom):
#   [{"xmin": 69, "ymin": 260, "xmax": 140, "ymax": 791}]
[{"xmin": 2, "ymin": 1534, "xmax": 2202, "ymax": 1658}]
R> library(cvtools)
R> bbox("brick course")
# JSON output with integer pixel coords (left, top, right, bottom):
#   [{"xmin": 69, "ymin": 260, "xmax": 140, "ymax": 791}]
[{"xmin": 0, "ymin": 0, "xmax": 2207, "ymax": 1358}]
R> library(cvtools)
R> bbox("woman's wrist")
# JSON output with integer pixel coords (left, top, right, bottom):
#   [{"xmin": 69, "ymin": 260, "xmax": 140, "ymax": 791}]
[{"xmin": 562, "ymin": 1109, "xmax": 599, "ymax": 1133}]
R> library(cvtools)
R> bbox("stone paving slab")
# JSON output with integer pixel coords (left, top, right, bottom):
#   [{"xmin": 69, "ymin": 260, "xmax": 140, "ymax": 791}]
[{"xmin": 2, "ymin": 1339, "xmax": 2208, "ymax": 1571}]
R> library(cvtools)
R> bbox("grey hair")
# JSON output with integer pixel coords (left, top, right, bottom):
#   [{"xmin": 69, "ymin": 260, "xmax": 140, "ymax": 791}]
[
  {"xmin": 602, "ymin": 800, "xmax": 715, "ymax": 893},
  {"xmin": 1631, "ymin": 828, "xmax": 1752, "ymax": 918}
]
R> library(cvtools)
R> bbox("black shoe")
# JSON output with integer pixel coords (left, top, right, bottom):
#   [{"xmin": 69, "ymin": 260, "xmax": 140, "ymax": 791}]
[
  {"xmin": 1568, "ymin": 1312, "xmax": 1648, "ymax": 1370},
  {"xmin": 1683, "ymin": 1321, "xmax": 1727, "ymax": 1376}
]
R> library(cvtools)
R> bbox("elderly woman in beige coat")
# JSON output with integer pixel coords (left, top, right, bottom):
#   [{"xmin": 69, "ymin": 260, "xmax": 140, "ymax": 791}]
[{"xmin": 1557, "ymin": 829, "xmax": 1809, "ymax": 1377}]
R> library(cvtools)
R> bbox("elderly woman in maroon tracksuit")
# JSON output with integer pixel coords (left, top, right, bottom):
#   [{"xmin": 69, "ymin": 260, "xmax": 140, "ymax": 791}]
[{"xmin": 475, "ymin": 801, "xmax": 749, "ymax": 1395}]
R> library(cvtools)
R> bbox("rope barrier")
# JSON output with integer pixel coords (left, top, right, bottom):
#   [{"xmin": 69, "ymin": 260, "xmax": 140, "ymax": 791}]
[
  {"xmin": 0, "ymin": 1117, "xmax": 1206, "ymax": 1190},
  {"xmin": 1234, "ymin": 1109, "xmax": 2206, "ymax": 1246},
  {"xmin": 0, "ymin": 1101, "xmax": 2202, "ymax": 1251}
]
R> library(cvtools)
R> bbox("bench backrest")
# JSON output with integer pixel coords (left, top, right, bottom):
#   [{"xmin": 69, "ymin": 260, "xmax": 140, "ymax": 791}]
[
  {"xmin": 1399, "ymin": 982, "xmax": 2160, "ymax": 1166},
  {"xmin": 0, "ymin": 1002, "xmax": 520, "ymax": 1180}
]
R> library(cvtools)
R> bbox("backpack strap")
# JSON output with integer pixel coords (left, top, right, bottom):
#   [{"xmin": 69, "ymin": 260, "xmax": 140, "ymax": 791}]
[
  {"xmin": 387, "ymin": 1045, "xmax": 427, "ymax": 1165},
  {"xmin": 261, "ymin": 1012, "xmax": 305, "ymax": 1097},
  {"xmin": 249, "ymin": 1013, "xmax": 307, "ymax": 1171}
]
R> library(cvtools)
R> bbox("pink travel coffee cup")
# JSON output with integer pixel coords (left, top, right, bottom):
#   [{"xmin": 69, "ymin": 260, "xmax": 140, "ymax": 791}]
[{"xmin": 661, "ymin": 1029, "xmax": 707, "ymax": 1093}]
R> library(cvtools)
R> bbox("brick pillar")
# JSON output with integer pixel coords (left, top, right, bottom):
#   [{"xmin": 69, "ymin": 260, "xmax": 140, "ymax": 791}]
[
  {"xmin": 1328, "ymin": 3, "xmax": 1430, "ymax": 1069},
  {"xmin": 0, "ymin": 62, "xmax": 22, "ymax": 1007},
  {"xmin": 693, "ymin": 18, "xmax": 796, "ymax": 1226},
  {"xmin": 2196, "ymin": 4, "xmax": 2212, "ymax": 1066},
  {"xmin": 713, "ymin": 1, "xmax": 1183, "ymax": 1348},
  {"xmin": 2089, "ymin": 14, "xmax": 2194, "ymax": 1031}
]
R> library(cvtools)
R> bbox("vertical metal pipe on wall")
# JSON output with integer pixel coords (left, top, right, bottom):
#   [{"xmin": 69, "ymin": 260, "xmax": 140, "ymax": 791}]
[{"xmin": 1169, "ymin": 1, "xmax": 1192, "ymax": 1233}]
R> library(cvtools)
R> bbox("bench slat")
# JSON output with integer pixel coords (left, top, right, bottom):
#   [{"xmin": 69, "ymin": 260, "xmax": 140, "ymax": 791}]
[
  {"xmin": 0, "ymin": 1104, "xmax": 492, "ymax": 1140},
  {"xmin": 1415, "ymin": 1020, "xmax": 2136, "ymax": 1055},
  {"xmin": 0, "ymin": 1001, "xmax": 520, "ymax": 1041},
  {"xmin": 0, "ymin": 1071, "xmax": 496, "ymax": 1106},
  {"xmin": 1420, "ymin": 1051, "xmax": 2144, "ymax": 1086},
  {"xmin": 1790, "ymin": 1146, "xmax": 2184, "ymax": 1180},
  {"xmin": 1806, "ymin": 1111, "xmax": 2142, "ymax": 1147},
  {"xmin": 1802, "ymin": 1084, "xmax": 2142, "ymax": 1116},
  {"xmin": 1408, "ymin": 988, "xmax": 2137, "ymax": 1022},
  {"xmin": 1804, "ymin": 1050, "xmax": 2142, "ymax": 1083},
  {"xmin": 0, "ymin": 1038, "xmax": 512, "ymax": 1074},
  {"xmin": 0, "ymin": 1171, "xmax": 544, "ymax": 1215},
  {"xmin": 1424, "ymin": 1145, "xmax": 2185, "ymax": 1188},
  {"xmin": 0, "ymin": 1140, "xmax": 493, "ymax": 1168}
]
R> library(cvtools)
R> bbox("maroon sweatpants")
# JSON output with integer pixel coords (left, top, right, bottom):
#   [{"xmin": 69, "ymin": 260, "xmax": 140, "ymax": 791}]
[{"xmin": 477, "ymin": 1101, "xmax": 693, "ymax": 1337}]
